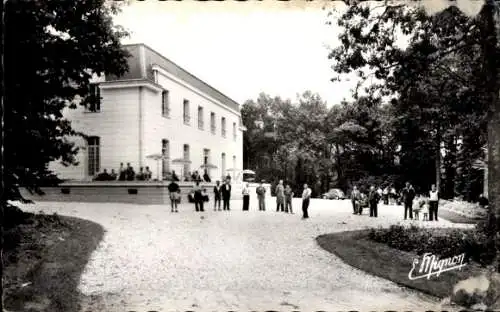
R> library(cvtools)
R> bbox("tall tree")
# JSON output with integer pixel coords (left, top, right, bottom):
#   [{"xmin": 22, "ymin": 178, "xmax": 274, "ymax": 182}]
[
  {"xmin": 4, "ymin": 0, "xmax": 129, "ymax": 204},
  {"xmin": 328, "ymin": 1, "xmax": 500, "ymax": 270}
]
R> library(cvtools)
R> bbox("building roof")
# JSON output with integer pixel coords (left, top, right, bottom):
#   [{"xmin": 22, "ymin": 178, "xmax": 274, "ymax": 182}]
[{"xmin": 106, "ymin": 43, "xmax": 240, "ymax": 113}]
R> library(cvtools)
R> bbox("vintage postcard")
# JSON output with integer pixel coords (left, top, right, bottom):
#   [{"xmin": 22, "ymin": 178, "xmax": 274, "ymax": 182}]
[{"xmin": 2, "ymin": 0, "xmax": 500, "ymax": 311}]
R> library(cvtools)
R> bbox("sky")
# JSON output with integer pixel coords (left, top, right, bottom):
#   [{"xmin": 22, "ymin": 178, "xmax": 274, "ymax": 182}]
[
  {"xmin": 112, "ymin": 0, "xmax": 484, "ymax": 108},
  {"xmin": 113, "ymin": 1, "xmax": 356, "ymax": 107}
]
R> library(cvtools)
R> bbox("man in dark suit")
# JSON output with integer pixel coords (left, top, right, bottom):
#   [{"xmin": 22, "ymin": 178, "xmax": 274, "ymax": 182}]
[
  {"xmin": 213, "ymin": 180, "xmax": 222, "ymax": 211},
  {"xmin": 402, "ymin": 182, "xmax": 416, "ymax": 220},
  {"xmin": 221, "ymin": 178, "xmax": 232, "ymax": 211},
  {"xmin": 368, "ymin": 185, "xmax": 381, "ymax": 217}
]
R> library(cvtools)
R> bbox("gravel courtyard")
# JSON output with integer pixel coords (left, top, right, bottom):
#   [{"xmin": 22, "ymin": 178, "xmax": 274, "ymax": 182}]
[{"xmin": 18, "ymin": 197, "xmax": 473, "ymax": 311}]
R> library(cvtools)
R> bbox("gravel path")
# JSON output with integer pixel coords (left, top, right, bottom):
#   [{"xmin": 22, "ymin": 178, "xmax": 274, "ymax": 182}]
[{"xmin": 18, "ymin": 197, "xmax": 473, "ymax": 311}]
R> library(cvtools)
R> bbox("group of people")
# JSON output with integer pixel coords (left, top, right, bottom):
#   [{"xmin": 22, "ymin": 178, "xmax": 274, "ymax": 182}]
[
  {"xmin": 167, "ymin": 178, "xmax": 233, "ymax": 213},
  {"xmin": 350, "ymin": 182, "xmax": 440, "ymax": 221},
  {"xmin": 350, "ymin": 185, "xmax": 382, "ymax": 217},
  {"xmin": 166, "ymin": 178, "xmax": 313, "ymax": 220},
  {"xmin": 253, "ymin": 180, "xmax": 312, "ymax": 219},
  {"xmin": 94, "ymin": 163, "xmax": 153, "ymax": 181}
]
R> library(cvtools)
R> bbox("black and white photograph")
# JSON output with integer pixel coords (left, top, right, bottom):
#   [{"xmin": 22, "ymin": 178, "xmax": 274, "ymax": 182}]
[{"xmin": 3, "ymin": 0, "xmax": 500, "ymax": 311}]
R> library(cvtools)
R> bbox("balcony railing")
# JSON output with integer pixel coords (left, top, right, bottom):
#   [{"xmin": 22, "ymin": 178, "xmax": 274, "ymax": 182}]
[
  {"xmin": 222, "ymin": 129, "xmax": 226, "ymax": 138},
  {"xmin": 198, "ymin": 120, "xmax": 204, "ymax": 130},
  {"xmin": 211, "ymin": 125, "xmax": 216, "ymax": 134},
  {"xmin": 183, "ymin": 115, "xmax": 190, "ymax": 125}
]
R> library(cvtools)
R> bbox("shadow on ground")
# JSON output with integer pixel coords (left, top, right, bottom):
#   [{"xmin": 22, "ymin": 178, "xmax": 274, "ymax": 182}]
[{"xmin": 3, "ymin": 204, "xmax": 105, "ymax": 312}]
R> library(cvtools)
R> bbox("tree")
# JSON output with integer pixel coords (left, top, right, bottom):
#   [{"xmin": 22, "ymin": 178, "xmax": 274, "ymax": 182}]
[
  {"xmin": 4, "ymin": 0, "xmax": 129, "ymax": 203},
  {"xmin": 2, "ymin": 1, "xmax": 129, "ymax": 309},
  {"xmin": 328, "ymin": 0, "xmax": 500, "ymax": 270}
]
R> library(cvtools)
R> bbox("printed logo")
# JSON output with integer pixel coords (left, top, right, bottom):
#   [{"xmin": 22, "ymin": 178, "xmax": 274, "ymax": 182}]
[{"xmin": 408, "ymin": 252, "xmax": 467, "ymax": 280}]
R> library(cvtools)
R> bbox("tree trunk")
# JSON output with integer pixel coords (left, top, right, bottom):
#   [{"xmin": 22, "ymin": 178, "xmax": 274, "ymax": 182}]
[
  {"xmin": 335, "ymin": 143, "xmax": 344, "ymax": 188},
  {"xmin": 480, "ymin": 0, "xmax": 500, "ymax": 272},
  {"xmin": 435, "ymin": 125, "xmax": 441, "ymax": 191},
  {"xmin": 485, "ymin": 147, "xmax": 489, "ymax": 197}
]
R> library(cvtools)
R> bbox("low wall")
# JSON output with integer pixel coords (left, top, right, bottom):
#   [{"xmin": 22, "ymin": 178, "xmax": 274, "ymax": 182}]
[{"xmin": 19, "ymin": 181, "xmax": 271, "ymax": 205}]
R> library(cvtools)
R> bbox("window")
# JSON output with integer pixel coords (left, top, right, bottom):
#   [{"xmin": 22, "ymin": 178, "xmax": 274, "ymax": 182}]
[
  {"xmin": 161, "ymin": 90, "xmax": 170, "ymax": 117},
  {"xmin": 198, "ymin": 106, "xmax": 204, "ymax": 130},
  {"xmin": 183, "ymin": 144, "xmax": 190, "ymax": 174},
  {"xmin": 85, "ymin": 83, "xmax": 101, "ymax": 112},
  {"xmin": 162, "ymin": 139, "xmax": 170, "ymax": 179},
  {"xmin": 221, "ymin": 117, "xmax": 226, "ymax": 137},
  {"xmin": 210, "ymin": 112, "xmax": 216, "ymax": 134},
  {"xmin": 183, "ymin": 99, "xmax": 190, "ymax": 125},
  {"xmin": 204, "ymin": 149, "xmax": 210, "ymax": 166},
  {"xmin": 233, "ymin": 122, "xmax": 237, "ymax": 141},
  {"xmin": 87, "ymin": 136, "xmax": 100, "ymax": 176},
  {"xmin": 221, "ymin": 153, "xmax": 226, "ymax": 176},
  {"xmin": 232, "ymin": 155, "xmax": 236, "ymax": 170}
]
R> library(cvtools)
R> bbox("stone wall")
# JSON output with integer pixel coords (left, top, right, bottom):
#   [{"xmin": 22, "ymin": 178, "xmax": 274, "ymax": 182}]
[{"xmin": 19, "ymin": 182, "xmax": 271, "ymax": 205}]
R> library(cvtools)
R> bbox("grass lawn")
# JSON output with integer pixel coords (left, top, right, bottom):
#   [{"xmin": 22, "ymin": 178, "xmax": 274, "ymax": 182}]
[
  {"xmin": 316, "ymin": 230, "xmax": 488, "ymax": 300},
  {"xmin": 439, "ymin": 208, "xmax": 483, "ymax": 224},
  {"xmin": 3, "ymin": 206, "xmax": 105, "ymax": 312}
]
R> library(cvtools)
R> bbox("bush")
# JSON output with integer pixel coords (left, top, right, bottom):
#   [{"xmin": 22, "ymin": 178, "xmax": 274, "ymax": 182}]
[{"xmin": 368, "ymin": 224, "xmax": 495, "ymax": 266}]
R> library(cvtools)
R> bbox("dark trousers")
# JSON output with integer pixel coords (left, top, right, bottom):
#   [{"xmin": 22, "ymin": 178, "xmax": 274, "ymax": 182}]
[
  {"xmin": 302, "ymin": 198, "xmax": 310, "ymax": 218},
  {"xmin": 223, "ymin": 198, "xmax": 230, "ymax": 210},
  {"xmin": 351, "ymin": 200, "xmax": 357, "ymax": 213},
  {"xmin": 195, "ymin": 199, "xmax": 204, "ymax": 212},
  {"xmin": 429, "ymin": 201, "xmax": 438, "ymax": 221},
  {"xmin": 404, "ymin": 201, "xmax": 413, "ymax": 219},
  {"xmin": 243, "ymin": 195, "xmax": 249, "ymax": 211},
  {"xmin": 170, "ymin": 193, "xmax": 178, "ymax": 211},
  {"xmin": 383, "ymin": 194, "xmax": 389, "ymax": 205},
  {"xmin": 276, "ymin": 201, "xmax": 284, "ymax": 212},
  {"xmin": 258, "ymin": 197, "xmax": 266, "ymax": 210},
  {"xmin": 214, "ymin": 197, "xmax": 221, "ymax": 210},
  {"xmin": 370, "ymin": 202, "xmax": 378, "ymax": 217},
  {"xmin": 285, "ymin": 198, "xmax": 292, "ymax": 213}
]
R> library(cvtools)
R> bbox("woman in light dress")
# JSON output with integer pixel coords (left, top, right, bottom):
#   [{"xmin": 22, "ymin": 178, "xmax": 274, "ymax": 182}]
[{"xmin": 242, "ymin": 182, "xmax": 250, "ymax": 211}]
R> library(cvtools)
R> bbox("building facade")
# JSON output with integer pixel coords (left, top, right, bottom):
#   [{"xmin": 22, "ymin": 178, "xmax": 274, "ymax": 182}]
[{"xmin": 49, "ymin": 43, "xmax": 245, "ymax": 182}]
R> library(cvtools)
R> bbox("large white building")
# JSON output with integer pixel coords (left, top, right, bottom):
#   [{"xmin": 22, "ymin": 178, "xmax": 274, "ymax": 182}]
[{"xmin": 50, "ymin": 43, "xmax": 245, "ymax": 182}]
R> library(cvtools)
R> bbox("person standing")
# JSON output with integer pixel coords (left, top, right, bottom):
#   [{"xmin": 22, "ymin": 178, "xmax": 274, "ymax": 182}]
[
  {"xmin": 168, "ymin": 179, "xmax": 180, "ymax": 213},
  {"xmin": 118, "ymin": 163, "xmax": 126, "ymax": 181},
  {"xmin": 213, "ymin": 180, "xmax": 222, "ymax": 211},
  {"xmin": 389, "ymin": 186, "xmax": 397, "ymax": 205},
  {"xmin": 402, "ymin": 182, "xmax": 416, "ymax": 220},
  {"xmin": 383, "ymin": 186, "xmax": 389, "ymax": 205},
  {"xmin": 256, "ymin": 180, "xmax": 266, "ymax": 211},
  {"xmin": 222, "ymin": 178, "xmax": 232, "ymax": 211},
  {"xmin": 351, "ymin": 186, "xmax": 361, "ymax": 215},
  {"xmin": 242, "ymin": 182, "xmax": 250, "ymax": 211},
  {"xmin": 301, "ymin": 183, "xmax": 312, "ymax": 219},
  {"xmin": 193, "ymin": 181, "xmax": 204, "ymax": 212},
  {"xmin": 429, "ymin": 184, "xmax": 439, "ymax": 221},
  {"xmin": 276, "ymin": 180, "xmax": 285, "ymax": 212},
  {"xmin": 368, "ymin": 186, "xmax": 381, "ymax": 217},
  {"xmin": 284, "ymin": 184, "xmax": 294, "ymax": 213},
  {"xmin": 377, "ymin": 186, "xmax": 383, "ymax": 203}
]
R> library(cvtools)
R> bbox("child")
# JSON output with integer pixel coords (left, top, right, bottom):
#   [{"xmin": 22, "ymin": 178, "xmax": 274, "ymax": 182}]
[
  {"xmin": 413, "ymin": 196, "xmax": 422, "ymax": 220},
  {"xmin": 421, "ymin": 197, "xmax": 430, "ymax": 221}
]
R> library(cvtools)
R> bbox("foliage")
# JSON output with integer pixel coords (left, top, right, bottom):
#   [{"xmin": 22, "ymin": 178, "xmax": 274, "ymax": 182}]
[
  {"xmin": 325, "ymin": 2, "xmax": 495, "ymax": 199},
  {"xmin": 4, "ymin": 0, "xmax": 130, "ymax": 202},
  {"xmin": 368, "ymin": 225, "xmax": 496, "ymax": 266}
]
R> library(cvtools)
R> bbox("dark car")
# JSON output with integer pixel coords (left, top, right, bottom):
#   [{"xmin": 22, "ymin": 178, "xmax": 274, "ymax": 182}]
[{"xmin": 322, "ymin": 188, "xmax": 347, "ymax": 200}]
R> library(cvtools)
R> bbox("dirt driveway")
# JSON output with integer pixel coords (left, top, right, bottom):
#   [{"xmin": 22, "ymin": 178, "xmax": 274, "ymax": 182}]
[{"xmin": 19, "ymin": 197, "xmax": 471, "ymax": 311}]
